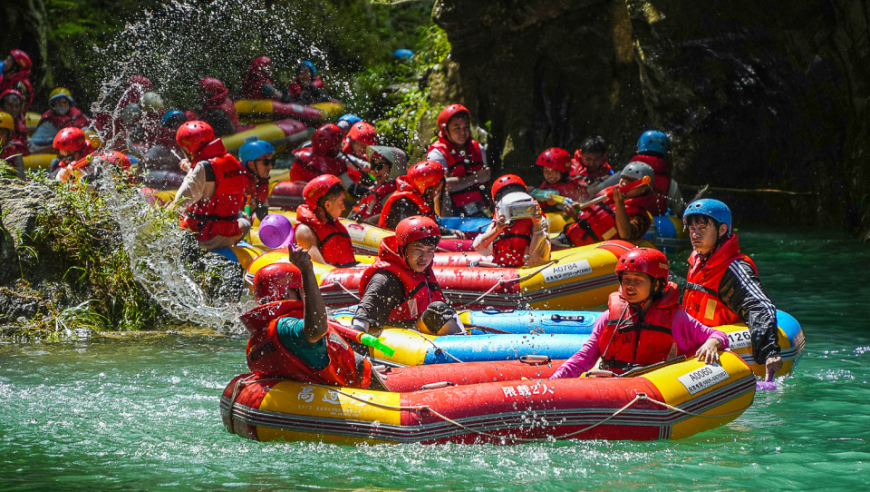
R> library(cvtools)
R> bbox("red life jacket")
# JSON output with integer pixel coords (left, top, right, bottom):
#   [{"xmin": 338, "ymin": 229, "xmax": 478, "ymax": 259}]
[
  {"xmin": 564, "ymin": 189, "xmax": 648, "ymax": 246},
  {"xmin": 492, "ymin": 218, "xmax": 533, "ymax": 267},
  {"xmin": 287, "ymin": 76, "xmax": 325, "ymax": 100},
  {"xmin": 180, "ymin": 150, "xmax": 247, "ymax": 242},
  {"xmin": 378, "ymin": 176, "xmax": 434, "ymax": 229},
  {"xmin": 539, "ymin": 180, "xmax": 584, "ymax": 203},
  {"xmin": 427, "ymin": 135, "xmax": 489, "ymax": 213},
  {"xmin": 570, "ymin": 150, "xmax": 613, "ymax": 184},
  {"xmin": 683, "ymin": 234, "xmax": 758, "ymax": 326},
  {"xmin": 358, "ymin": 236, "xmax": 446, "ymax": 322},
  {"xmin": 351, "ymin": 179, "xmax": 396, "ymax": 221},
  {"xmin": 241, "ymin": 67, "xmax": 274, "ymax": 99},
  {"xmin": 629, "ymin": 154, "xmax": 671, "ymax": 216},
  {"xmin": 0, "ymin": 72, "xmax": 34, "ymax": 109},
  {"xmin": 296, "ymin": 204, "xmax": 357, "ymax": 267},
  {"xmin": 289, "ymin": 148, "xmax": 346, "ymax": 183},
  {"xmin": 241, "ymin": 300, "xmax": 372, "ymax": 388},
  {"xmin": 598, "ymin": 283, "xmax": 680, "ymax": 374},
  {"xmin": 40, "ymin": 106, "xmax": 89, "ymax": 130}
]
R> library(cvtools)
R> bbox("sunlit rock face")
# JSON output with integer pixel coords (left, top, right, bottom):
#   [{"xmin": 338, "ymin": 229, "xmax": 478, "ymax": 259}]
[{"xmin": 434, "ymin": 0, "xmax": 870, "ymax": 237}]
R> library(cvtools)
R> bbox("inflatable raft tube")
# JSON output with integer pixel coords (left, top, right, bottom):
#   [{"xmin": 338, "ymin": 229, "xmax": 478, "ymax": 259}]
[
  {"xmin": 376, "ymin": 358, "xmax": 565, "ymax": 392},
  {"xmin": 220, "ymin": 351, "xmax": 755, "ymax": 444},
  {"xmin": 221, "ymin": 119, "xmax": 311, "ymax": 153},
  {"xmin": 246, "ymin": 240, "xmax": 629, "ymax": 310},
  {"xmin": 234, "ymin": 100, "xmax": 324, "ymax": 126},
  {"xmin": 22, "ymin": 153, "xmax": 54, "ymax": 170},
  {"xmin": 26, "ymin": 111, "xmax": 41, "ymax": 134},
  {"xmin": 309, "ymin": 101, "xmax": 345, "ymax": 120}
]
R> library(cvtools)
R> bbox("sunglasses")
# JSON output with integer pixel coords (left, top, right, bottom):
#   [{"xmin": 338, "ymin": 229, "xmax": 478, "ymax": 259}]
[{"xmin": 256, "ymin": 158, "xmax": 276, "ymax": 167}]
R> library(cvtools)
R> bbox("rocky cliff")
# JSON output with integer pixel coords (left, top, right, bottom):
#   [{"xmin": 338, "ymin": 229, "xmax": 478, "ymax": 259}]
[{"xmin": 433, "ymin": 0, "xmax": 870, "ymax": 237}]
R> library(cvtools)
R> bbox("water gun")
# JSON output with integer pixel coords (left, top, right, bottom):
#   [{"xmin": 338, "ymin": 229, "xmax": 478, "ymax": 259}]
[
  {"xmin": 532, "ymin": 176, "xmax": 651, "ymax": 212},
  {"xmin": 68, "ymin": 154, "xmax": 94, "ymax": 170},
  {"xmin": 329, "ymin": 321, "xmax": 396, "ymax": 357},
  {"xmin": 529, "ymin": 187, "xmax": 574, "ymax": 206}
]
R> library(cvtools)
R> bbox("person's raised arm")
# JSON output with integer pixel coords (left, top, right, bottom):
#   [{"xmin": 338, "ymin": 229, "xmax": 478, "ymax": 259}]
[{"xmin": 289, "ymin": 248, "xmax": 328, "ymax": 343}]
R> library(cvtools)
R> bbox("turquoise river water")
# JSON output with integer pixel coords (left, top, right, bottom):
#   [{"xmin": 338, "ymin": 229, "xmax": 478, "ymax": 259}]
[{"xmin": 2, "ymin": 227, "xmax": 869, "ymax": 490}]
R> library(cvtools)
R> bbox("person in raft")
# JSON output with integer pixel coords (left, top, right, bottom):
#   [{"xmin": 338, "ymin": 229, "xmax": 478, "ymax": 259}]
[
  {"xmin": 30, "ymin": 87, "xmax": 91, "ymax": 152},
  {"xmin": 0, "ymin": 89, "xmax": 29, "ymax": 159},
  {"xmin": 570, "ymin": 136, "xmax": 613, "ymax": 190},
  {"xmin": 238, "ymin": 138, "xmax": 275, "ymax": 222},
  {"xmin": 198, "ymin": 77, "xmax": 238, "ymax": 137},
  {"xmin": 352, "ymin": 216, "xmax": 463, "ymax": 336},
  {"xmin": 241, "ymin": 56, "xmax": 286, "ymax": 101},
  {"xmin": 555, "ymin": 161, "xmax": 655, "ymax": 247},
  {"xmin": 294, "ymin": 175, "xmax": 358, "ymax": 268},
  {"xmin": 52, "ymin": 127, "xmax": 95, "ymax": 182},
  {"xmin": 289, "ymin": 123, "xmax": 366, "ymax": 198},
  {"xmin": 472, "ymin": 174, "xmax": 550, "ymax": 268},
  {"xmin": 682, "ymin": 199, "xmax": 783, "ymax": 378},
  {"xmin": 0, "ymin": 111, "xmax": 24, "ymax": 177},
  {"xmin": 242, "ymin": 249, "xmax": 372, "ymax": 388},
  {"xmin": 378, "ymin": 160, "xmax": 465, "ymax": 238},
  {"xmin": 287, "ymin": 61, "xmax": 328, "ymax": 105},
  {"xmin": 551, "ymin": 247, "xmax": 728, "ymax": 378},
  {"xmin": 348, "ymin": 147, "xmax": 398, "ymax": 224},
  {"xmin": 426, "ymin": 104, "xmax": 492, "ymax": 217},
  {"xmin": 535, "ymin": 147, "xmax": 585, "ymax": 212},
  {"xmin": 0, "ymin": 50, "xmax": 34, "ymax": 110},
  {"xmin": 340, "ymin": 121, "xmax": 377, "ymax": 184},
  {"xmin": 173, "ymin": 121, "xmax": 251, "ymax": 250}
]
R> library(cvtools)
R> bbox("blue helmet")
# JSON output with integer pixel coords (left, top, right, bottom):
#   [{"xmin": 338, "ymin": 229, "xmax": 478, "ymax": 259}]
[
  {"xmin": 637, "ymin": 130, "xmax": 669, "ymax": 155},
  {"xmin": 338, "ymin": 114, "xmax": 362, "ymax": 125},
  {"xmin": 239, "ymin": 139, "xmax": 276, "ymax": 164},
  {"xmin": 298, "ymin": 60, "xmax": 317, "ymax": 77},
  {"xmin": 160, "ymin": 110, "xmax": 186, "ymax": 129},
  {"xmin": 393, "ymin": 49, "xmax": 414, "ymax": 60},
  {"xmin": 683, "ymin": 199, "xmax": 732, "ymax": 233}
]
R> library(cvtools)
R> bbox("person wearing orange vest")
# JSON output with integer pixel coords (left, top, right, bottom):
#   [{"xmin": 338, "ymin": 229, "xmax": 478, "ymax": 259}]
[
  {"xmin": 426, "ymin": 104, "xmax": 492, "ymax": 217},
  {"xmin": 289, "ymin": 123, "xmax": 365, "ymax": 199},
  {"xmin": 348, "ymin": 147, "xmax": 399, "ymax": 224},
  {"xmin": 353, "ymin": 216, "xmax": 463, "ymax": 335},
  {"xmin": 569, "ymin": 136, "xmax": 613, "ymax": 190},
  {"xmin": 51, "ymin": 127, "xmax": 96, "ymax": 182},
  {"xmin": 172, "ymin": 121, "xmax": 251, "ymax": 250},
  {"xmin": 535, "ymin": 147, "xmax": 586, "ymax": 213},
  {"xmin": 378, "ymin": 160, "xmax": 464, "ymax": 237},
  {"xmin": 242, "ymin": 248, "xmax": 372, "ymax": 388},
  {"xmin": 342, "ymin": 121, "xmax": 377, "ymax": 160},
  {"xmin": 551, "ymin": 248, "xmax": 728, "ymax": 378},
  {"xmin": 473, "ymin": 174, "xmax": 550, "ymax": 267},
  {"xmin": 682, "ymin": 199, "xmax": 783, "ymax": 378},
  {"xmin": 294, "ymin": 175, "xmax": 358, "ymax": 268},
  {"xmin": 556, "ymin": 161, "xmax": 655, "ymax": 247}
]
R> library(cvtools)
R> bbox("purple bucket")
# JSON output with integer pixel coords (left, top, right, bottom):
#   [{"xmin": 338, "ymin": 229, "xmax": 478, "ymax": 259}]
[{"xmin": 259, "ymin": 214, "xmax": 295, "ymax": 249}]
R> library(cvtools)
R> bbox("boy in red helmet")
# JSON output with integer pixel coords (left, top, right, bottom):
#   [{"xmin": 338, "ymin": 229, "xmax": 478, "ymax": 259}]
[
  {"xmin": 294, "ymin": 175, "xmax": 358, "ymax": 268},
  {"xmin": 353, "ymin": 216, "xmax": 463, "ymax": 335},
  {"xmin": 289, "ymin": 123, "xmax": 359, "ymax": 192},
  {"xmin": 172, "ymin": 121, "xmax": 250, "ymax": 249},
  {"xmin": 241, "ymin": 56, "xmax": 285, "ymax": 101},
  {"xmin": 51, "ymin": 127, "xmax": 95, "ymax": 181},
  {"xmin": 551, "ymin": 247, "xmax": 728, "ymax": 378},
  {"xmin": 198, "ymin": 77, "xmax": 238, "ymax": 136},
  {"xmin": 378, "ymin": 160, "xmax": 465, "ymax": 238},
  {"xmin": 473, "ymin": 174, "xmax": 550, "ymax": 267},
  {"xmin": 426, "ymin": 104, "xmax": 492, "ymax": 217},
  {"xmin": 534, "ymin": 147, "xmax": 585, "ymax": 212},
  {"xmin": 242, "ymin": 248, "xmax": 372, "ymax": 388},
  {"xmin": 570, "ymin": 136, "xmax": 613, "ymax": 190}
]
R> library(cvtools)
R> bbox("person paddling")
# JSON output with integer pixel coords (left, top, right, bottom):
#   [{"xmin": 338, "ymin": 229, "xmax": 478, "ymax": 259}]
[
  {"xmin": 682, "ymin": 199, "xmax": 783, "ymax": 379},
  {"xmin": 551, "ymin": 247, "xmax": 728, "ymax": 378}
]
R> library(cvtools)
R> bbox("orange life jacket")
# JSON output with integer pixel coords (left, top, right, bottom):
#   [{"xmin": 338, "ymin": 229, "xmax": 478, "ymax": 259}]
[
  {"xmin": 351, "ymin": 179, "xmax": 396, "ymax": 221},
  {"xmin": 628, "ymin": 154, "xmax": 670, "ymax": 216},
  {"xmin": 289, "ymin": 148, "xmax": 346, "ymax": 183},
  {"xmin": 492, "ymin": 218, "xmax": 533, "ymax": 267},
  {"xmin": 598, "ymin": 283, "xmax": 680, "ymax": 374},
  {"xmin": 358, "ymin": 236, "xmax": 446, "ymax": 322},
  {"xmin": 683, "ymin": 234, "xmax": 757, "ymax": 326},
  {"xmin": 181, "ymin": 152, "xmax": 247, "ymax": 242},
  {"xmin": 241, "ymin": 300, "xmax": 372, "ymax": 388},
  {"xmin": 378, "ymin": 176, "xmax": 434, "ymax": 229},
  {"xmin": 296, "ymin": 204, "xmax": 356, "ymax": 267},
  {"xmin": 428, "ymin": 136, "xmax": 490, "ymax": 214}
]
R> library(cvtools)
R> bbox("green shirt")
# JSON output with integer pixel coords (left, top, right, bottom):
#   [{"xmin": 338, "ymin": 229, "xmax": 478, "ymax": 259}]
[{"xmin": 275, "ymin": 317, "xmax": 329, "ymax": 371}]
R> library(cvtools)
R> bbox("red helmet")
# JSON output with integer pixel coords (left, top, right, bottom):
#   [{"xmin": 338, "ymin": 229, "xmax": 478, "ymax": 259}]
[
  {"xmin": 10, "ymin": 50, "xmax": 32, "ymax": 71},
  {"xmin": 437, "ymin": 104, "xmax": 471, "ymax": 131},
  {"xmin": 346, "ymin": 122, "xmax": 377, "ymax": 146},
  {"xmin": 311, "ymin": 123, "xmax": 343, "ymax": 155},
  {"xmin": 536, "ymin": 147, "xmax": 571, "ymax": 173},
  {"xmin": 96, "ymin": 151, "xmax": 133, "ymax": 172},
  {"xmin": 406, "ymin": 161, "xmax": 446, "ymax": 194},
  {"xmin": 614, "ymin": 247, "xmax": 669, "ymax": 282},
  {"xmin": 303, "ymin": 174, "xmax": 343, "ymax": 209},
  {"xmin": 199, "ymin": 77, "xmax": 226, "ymax": 97},
  {"xmin": 128, "ymin": 75, "xmax": 151, "ymax": 89},
  {"xmin": 251, "ymin": 56, "xmax": 271, "ymax": 70},
  {"xmin": 396, "ymin": 215, "xmax": 441, "ymax": 248},
  {"xmin": 53, "ymin": 127, "xmax": 87, "ymax": 152},
  {"xmin": 253, "ymin": 262, "xmax": 302, "ymax": 303},
  {"xmin": 176, "ymin": 121, "xmax": 215, "ymax": 156},
  {"xmin": 492, "ymin": 174, "xmax": 527, "ymax": 200}
]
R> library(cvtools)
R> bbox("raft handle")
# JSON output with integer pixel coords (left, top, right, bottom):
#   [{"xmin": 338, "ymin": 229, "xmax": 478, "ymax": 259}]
[
  {"xmin": 420, "ymin": 381, "xmax": 455, "ymax": 391},
  {"xmin": 587, "ymin": 370, "xmax": 616, "ymax": 378},
  {"xmin": 519, "ymin": 355, "xmax": 551, "ymax": 365},
  {"xmin": 482, "ymin": 306, "xmax": 515, "ymax": 314},
  {"xmin": 550, "ymin": 314, "xmax": 585, "ymax": 322}
]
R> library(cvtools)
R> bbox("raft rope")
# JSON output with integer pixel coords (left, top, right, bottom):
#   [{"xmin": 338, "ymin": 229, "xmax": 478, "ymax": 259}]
[
  {"xmin": 457, "ymin": 259, "xmax": 557, "ymax": 309},
  {"xmin": 405, "ymin": 329, "xmax": 465, "ymax": 363},
  {"xmin": 324, "ymin": 280, "xmax": 361, "ymax": 301}
]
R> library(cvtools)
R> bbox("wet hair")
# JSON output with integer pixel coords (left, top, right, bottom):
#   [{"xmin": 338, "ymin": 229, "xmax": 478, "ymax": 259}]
[
  {"xmin": 317, "ymin": 183, "xmax": 346, "ymax": 209},
  {"xmin": 494, "ymin": 183, "xmax": 527, "ymax": 203},
  {"xmin": 581, "ymin": 136, "xmax": 607, "ymax": 155}
]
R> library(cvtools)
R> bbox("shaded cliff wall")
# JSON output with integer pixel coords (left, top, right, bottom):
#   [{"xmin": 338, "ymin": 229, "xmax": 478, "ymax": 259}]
[{"xmin": 433, "ymin": 0, "xmax": 870, "ymax": 237}]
